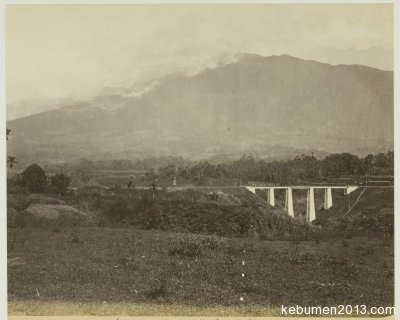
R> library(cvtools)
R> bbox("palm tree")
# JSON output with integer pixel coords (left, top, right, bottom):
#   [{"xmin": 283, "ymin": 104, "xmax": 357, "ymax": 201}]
[
  {"xmin": 7, "ymin": 156, "xmax": 17, "ymax": 169},
  {"xmin": 7, "ymin": 156, "xmax": 17, "ymax": 180}
]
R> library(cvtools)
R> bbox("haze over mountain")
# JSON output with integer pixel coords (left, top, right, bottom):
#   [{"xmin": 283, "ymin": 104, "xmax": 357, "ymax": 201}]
[{"xmin": 6, "ymin": 54, "xmax": 393, "ymax": 164}]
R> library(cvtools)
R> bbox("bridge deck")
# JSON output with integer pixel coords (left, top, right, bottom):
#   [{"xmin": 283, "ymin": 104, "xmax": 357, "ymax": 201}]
[{"xmin": 247, "ymin": 186, "xmax": 356, "ymax": 190}]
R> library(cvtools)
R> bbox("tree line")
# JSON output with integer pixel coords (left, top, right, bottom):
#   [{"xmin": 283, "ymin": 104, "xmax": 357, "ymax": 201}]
[
  {"xmin": 158, "ymin": 152, "xmax": 394, "ymax": 185},
  {"xmin": 8, "ymin": 150, "xmax": 394, "ymax": 191},
  {"xmin": 9, "ymin": 163, "xmax": 71, "ymax": 195}
]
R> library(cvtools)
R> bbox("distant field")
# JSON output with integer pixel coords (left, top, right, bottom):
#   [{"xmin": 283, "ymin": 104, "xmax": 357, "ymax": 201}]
[{"xmin": 8, "ymin": 227, "xmax": 393, "ymax": 316}]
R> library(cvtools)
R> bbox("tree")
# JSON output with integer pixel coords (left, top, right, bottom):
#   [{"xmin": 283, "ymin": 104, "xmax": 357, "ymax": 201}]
[
  {"xmin": 50, "ymin": 173, "xmax": 71, "ymax": 195},
  {"xmin": 7, "ymin": 156, "xmax": 17, "ymax": 180},
  {"xmin": 6, "ymin": 128, "xmax": 10, "ymax": 140},
  {"xmin": 21, "ymin": 164, "xmax": 47, "ymax": 193},
  {"xmin": 7, "ymin": 156, "xmax": 17, "ymax": 169}
]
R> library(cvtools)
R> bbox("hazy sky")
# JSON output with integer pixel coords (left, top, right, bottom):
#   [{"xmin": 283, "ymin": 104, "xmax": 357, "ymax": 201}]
[{"xmin": 6, "ymin": 4, "xmax": 393, "ymax": 118}]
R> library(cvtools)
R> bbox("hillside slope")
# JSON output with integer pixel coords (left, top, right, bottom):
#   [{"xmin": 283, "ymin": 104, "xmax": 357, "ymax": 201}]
[
  {"xmin": 7, "ymin": 54, "xmax": 393, "ymax": 163},
  {"xmin": 316, "ymin": 187, "xmax": 394, "ymax": 234}
]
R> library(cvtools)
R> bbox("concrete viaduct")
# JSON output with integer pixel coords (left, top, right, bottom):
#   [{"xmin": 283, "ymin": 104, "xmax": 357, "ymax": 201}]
[{"xmin": 244, "ymin": 185, "xmax": 359, "ymax": 222}]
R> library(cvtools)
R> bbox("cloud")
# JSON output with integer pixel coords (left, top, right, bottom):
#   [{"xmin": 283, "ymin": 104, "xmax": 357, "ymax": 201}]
[{"xmin": 6, "ymin": 3, "xmax": 393, "ymax": 117}]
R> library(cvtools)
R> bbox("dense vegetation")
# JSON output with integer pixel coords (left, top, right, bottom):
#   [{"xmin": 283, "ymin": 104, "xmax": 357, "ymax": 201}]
[
  {"xmin": 38, "ymin": 151, "xmax": 393, "ymax": 186},
  {"xmin": 166, "ymin": 152, "xmax": 394, "ymax": 185}
]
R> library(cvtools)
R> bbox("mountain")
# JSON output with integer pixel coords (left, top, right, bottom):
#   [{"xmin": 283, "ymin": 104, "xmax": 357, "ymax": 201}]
[{"xmin": 6, "ymin": 54, "xmax": 393, "ymax": 164}]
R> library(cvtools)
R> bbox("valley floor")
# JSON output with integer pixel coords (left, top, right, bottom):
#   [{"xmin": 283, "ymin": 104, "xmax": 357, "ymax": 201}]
[{"xmin": 8, "ymin": 227, "xmax": 394, "ymax": 316}]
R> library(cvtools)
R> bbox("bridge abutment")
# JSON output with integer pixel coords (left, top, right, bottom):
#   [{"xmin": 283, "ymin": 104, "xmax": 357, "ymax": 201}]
[
  {"xmin": 345, "ymin": 186, "xmax": 359, "ymax": 195},
  {"xmin": 245, "ymin": 186, "xmax": 256, "ymax": 194}
]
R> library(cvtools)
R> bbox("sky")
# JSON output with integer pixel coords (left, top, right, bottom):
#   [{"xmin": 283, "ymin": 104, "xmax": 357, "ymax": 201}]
[{"xmin": 5, "ymin": 3, "xmax": 393, "ymax": 119}]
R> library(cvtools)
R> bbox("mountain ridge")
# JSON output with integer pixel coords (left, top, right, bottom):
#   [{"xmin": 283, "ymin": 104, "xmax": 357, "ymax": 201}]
[{"xmin": 7, "ymin": 53, "xmax": 393, "ymax": 164}]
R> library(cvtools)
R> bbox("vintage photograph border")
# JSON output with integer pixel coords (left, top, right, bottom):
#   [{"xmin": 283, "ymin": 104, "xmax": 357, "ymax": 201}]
[{"xmin": 0, "ymin": 0, "xmax": 397, "ymax": 319}]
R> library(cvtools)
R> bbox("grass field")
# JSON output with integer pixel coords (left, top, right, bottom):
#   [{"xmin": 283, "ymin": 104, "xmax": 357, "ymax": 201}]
[
  {"xmin": 8, "ymin": 227, "xmax": 394, "ymax": 316},
  {"xmin": 8, "ymin": 300, "xmax": 282, "ymax": 316}
]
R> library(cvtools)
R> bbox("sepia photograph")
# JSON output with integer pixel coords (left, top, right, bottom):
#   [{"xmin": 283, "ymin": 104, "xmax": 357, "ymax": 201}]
[{"xmin": 4, "ymin": 2, "xmax": 395, "ymax": 317}]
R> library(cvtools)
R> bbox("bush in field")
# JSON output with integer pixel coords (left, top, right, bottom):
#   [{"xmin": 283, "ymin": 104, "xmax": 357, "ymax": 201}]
[
  {"xmin": 143, "ymin": 203, "xmax": 163, "ymax": 229},
  {"xmin": 200, "ymin": 234, "xmax": 226, "ymax": 250},
  {"xmin": 137, "ymin": 194, "xmax": 155, "ymax": 211},
  {"xmin": 94, "ymin": 193, "xmax": 163, "ymax": 228},
  {"xmin": 7, "ymin": 174, "xmax": 25, "ymax": 193},
  {"xmin": 169, "ymin": 233, "xmax": 225, "ymax": 257},
  {"xmin": 21, "ymin": 164, "xmax": 47, "ymax": 193},
  {"xmin": 99, "ymin": 196, "xmax": 132, "ymax": 221},
  {"xmin": 169, "ymin": 234, "xmax": 203, "ymax": 257},
  {"xmin": 50, "ymin": 173, "xmax": 71, "ymax": 195},
  {"xmin": 185, "ymin": 188, "xmax": 203, "ymax": 202}
]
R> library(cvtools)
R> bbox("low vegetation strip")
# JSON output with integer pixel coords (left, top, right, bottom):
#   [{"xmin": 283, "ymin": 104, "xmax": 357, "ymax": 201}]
[
  {"xmin": 8, "ymin": 300, "xmax": 282, "ymax": 316},
  {"xmin": 8, "ymin": 227, "xmax": 393, "ymax": 315}
]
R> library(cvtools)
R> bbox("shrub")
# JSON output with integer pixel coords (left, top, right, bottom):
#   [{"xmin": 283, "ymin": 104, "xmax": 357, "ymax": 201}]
[
  {"xmin": 199, "ymin": 234, "xmax": 225, "ymax": 250},
  {"xmin": 185, "ymin": 188, "xmax": 203, "ymax": 202},
  {"xmin": 138, "ymin": 194, "xmax": 155, "ymax": 210},
  {"xmin": 96, "ymin": 196, "xmax": 132, "ymax": 221},
  {"xmin": 50, "ymin": 173, "xmax": 71, "ymax": 195},
  {"xmin": 287, "ymin": 250, "xmax": 313, "ymax": 265},
  {"xmin": 169, "ymin": 233, "xmax": 225, "ymax": 257},
  {"xmin": 144, "ymin": 203, "xmax": 163, "ymax": 229},
  {"xmin": 7, "ymin": 174, "xmax": 24, "ymax": 192},
  {"xmin": 169, "ymin": 234, "xmax": 203, "ymax": 257},
  {"xmin": 21, "ymin": 164, "xmax": 48, "ymax": 193}
]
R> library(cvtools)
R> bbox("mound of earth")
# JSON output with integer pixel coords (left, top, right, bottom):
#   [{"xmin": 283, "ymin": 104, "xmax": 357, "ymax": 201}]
[
  {"xmin": 142, "ymin": 188, "xmax": 311, "ymax": 239},
  {"xmin": 27, "ymin": 194, "xmax": 66, "ymax": 205},
  {"xmin": 26, "ymin": 204, "xmax": 90, "ymax": 225}
]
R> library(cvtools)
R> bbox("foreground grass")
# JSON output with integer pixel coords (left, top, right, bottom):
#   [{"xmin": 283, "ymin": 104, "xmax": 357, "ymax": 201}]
[
  {"xmin": 9, "ymin": 301, "xmax": 395, "ymax": 317},
  {"xmin": 8, "ymin": 227, "xmax": 394, "ymax": 315},
  {"xmin": 9, "ymin": 300, "xmax": 281, "ymax": 316}
]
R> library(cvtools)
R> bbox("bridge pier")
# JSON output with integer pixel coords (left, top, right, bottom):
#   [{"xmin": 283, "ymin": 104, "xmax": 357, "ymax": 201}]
[
  {"xmin": 285, "ymin": 187, "xmax": 294, "ymax": 217},
  {"xmin": 306, "ymin": 187, "xmax": 316, "ymax": 222},
  {"xmin": 244, "ymin": 184, "xmax": 359, "ymax": 224},
  {"xmin": 324, "ymin": 187, "xmax": 333, "ymax": 209},
  {"xmin": 267, "ymin": 188, "xmax": 275, "ymax": 207}
]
